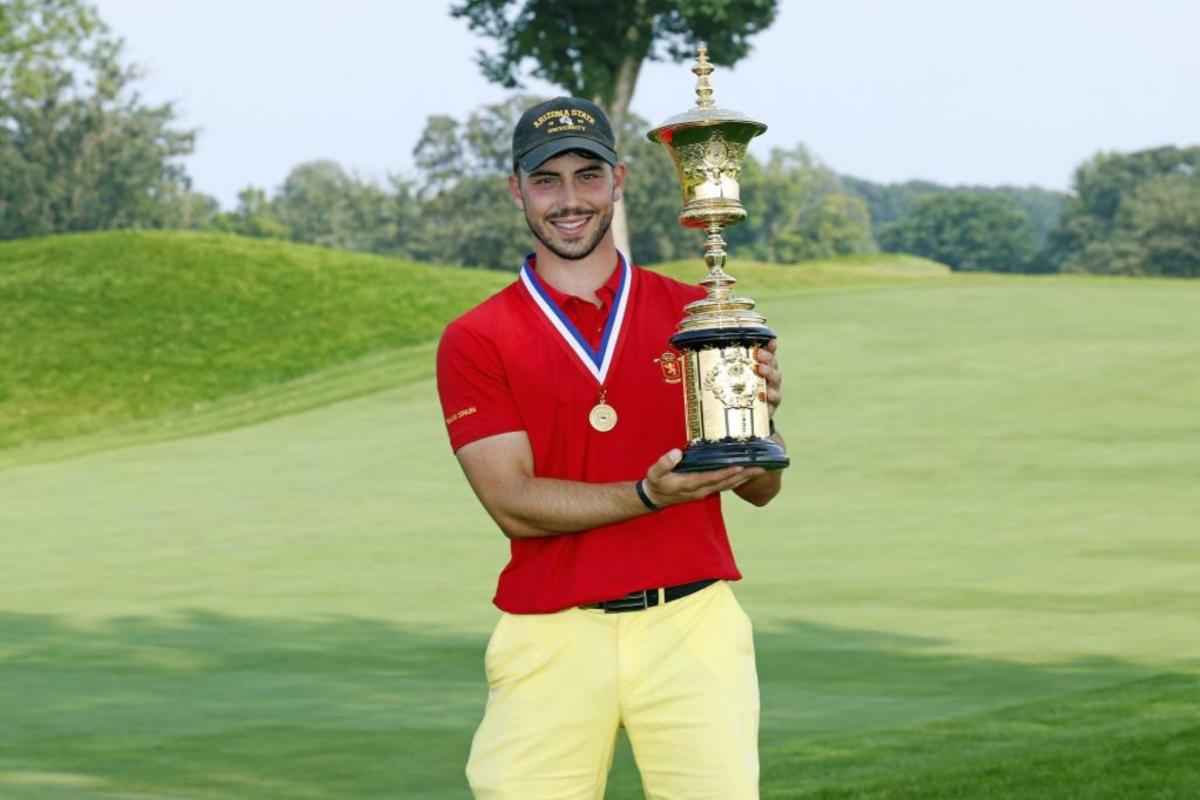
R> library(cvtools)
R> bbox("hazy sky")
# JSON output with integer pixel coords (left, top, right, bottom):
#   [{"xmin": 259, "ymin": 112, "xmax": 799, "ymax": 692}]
[{"xmin": 95, "ymin": 0, "xmax": 1199, "ymax": 208}]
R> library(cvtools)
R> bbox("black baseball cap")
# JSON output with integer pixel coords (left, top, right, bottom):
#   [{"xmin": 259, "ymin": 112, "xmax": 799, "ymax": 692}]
[{"xmin": 512, "ymin": 97, "xmax": 617, "ymax": 173}]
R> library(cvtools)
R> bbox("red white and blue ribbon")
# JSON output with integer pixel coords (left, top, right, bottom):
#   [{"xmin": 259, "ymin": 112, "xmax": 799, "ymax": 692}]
[{"xmin": 519, "ymin": 253, "xmax": 632, "ymax": 385}]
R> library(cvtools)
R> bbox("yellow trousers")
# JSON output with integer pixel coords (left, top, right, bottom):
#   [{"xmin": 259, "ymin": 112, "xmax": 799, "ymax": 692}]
[{"xmin": 466, "ymin": 581, "xmax": 759, "ymax": 799}]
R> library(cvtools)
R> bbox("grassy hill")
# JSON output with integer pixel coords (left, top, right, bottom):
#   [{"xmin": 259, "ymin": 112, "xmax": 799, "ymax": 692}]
[
  {"xmin": 0, "ymin": 231, "xmax": 511, "ymax": 455},
  {"xmin": 0, "ymin": 231, "xmax": 950, "ymax": 464},
  {"xmin": 2, "ymin": 232, "xmax": 1198, "ymax": 797}
]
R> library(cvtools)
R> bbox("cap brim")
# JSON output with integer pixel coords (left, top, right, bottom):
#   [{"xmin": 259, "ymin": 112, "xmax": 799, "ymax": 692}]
[{"xmin": 518, "ymin": 137, "xmax": 617, "ymax": 172}]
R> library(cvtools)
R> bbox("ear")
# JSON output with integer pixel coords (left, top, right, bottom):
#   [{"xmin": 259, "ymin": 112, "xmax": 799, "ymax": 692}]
[
  {"xmin": 508, "ymin": 173, "xmax": 525, "ymax": 211},
  {"xmin": 611, "ymin": 162, "xmax": 627, "ymax": 203}
]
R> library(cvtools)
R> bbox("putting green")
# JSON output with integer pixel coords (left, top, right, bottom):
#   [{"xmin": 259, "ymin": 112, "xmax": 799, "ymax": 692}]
[{"xmin": 1, "ymin": 276, "xmax": 1197, "ymax": 798}]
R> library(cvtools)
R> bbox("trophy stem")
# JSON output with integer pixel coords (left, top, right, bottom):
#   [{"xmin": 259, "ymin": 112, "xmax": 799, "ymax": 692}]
[
  {"xmin": 676, "ymin": 220, "xmax": 767, "ymax": 332},
  {"xmin": 701, "ymin": 221, "xmax": 733, "ymax": 300}
]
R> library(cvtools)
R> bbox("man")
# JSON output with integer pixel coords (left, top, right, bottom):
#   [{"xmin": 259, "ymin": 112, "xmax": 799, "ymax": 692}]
[{"xmin": 436, "ymin": 96, "xmax": 785, "ymax": 799}]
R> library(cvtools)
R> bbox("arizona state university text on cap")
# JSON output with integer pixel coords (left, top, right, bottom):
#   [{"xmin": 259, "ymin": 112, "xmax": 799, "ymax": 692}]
[{"xmin": 512, "ymin": 97, "xmax": 617, "ymax": 172}]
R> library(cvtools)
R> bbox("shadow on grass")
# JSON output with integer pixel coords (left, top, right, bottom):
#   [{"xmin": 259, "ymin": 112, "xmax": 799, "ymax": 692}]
[
  {"xmin": 752, "ymin": 620, "xmax": 1200, "ymax": 799},
  {"xmin": 0, "ymin": 612, "xmax": 1193, "ymax": 799}
]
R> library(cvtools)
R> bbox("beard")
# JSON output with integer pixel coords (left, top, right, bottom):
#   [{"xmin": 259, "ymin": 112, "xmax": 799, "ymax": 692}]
[{"xmin": 524, "ymin": 202, "xmax": 614, "ymax": 261}]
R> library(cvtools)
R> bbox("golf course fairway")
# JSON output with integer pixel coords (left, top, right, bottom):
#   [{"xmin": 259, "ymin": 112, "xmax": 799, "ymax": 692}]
[{"xmin": 2, "ymin": 256, "xmax": 1198, "ymax": 797}]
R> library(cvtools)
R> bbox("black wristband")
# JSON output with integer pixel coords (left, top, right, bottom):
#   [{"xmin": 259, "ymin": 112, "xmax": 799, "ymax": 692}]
[
  {"xmin": 636, "ymin": 479, "xmax": 662, "ymax": 512},
  {"xmin": 769, "ymin": 418, "xmax": 777, "ymax": 436}
]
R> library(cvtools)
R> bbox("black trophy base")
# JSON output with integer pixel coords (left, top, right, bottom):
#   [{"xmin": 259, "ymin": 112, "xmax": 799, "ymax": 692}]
[{"xmin": 673, "ymin": 437, "xmax": 790, "ymax": 473}]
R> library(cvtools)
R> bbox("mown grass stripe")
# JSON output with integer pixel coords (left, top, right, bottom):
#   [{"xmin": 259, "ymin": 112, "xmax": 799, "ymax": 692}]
[
  {"xmin": 0, "ymin": 341, "xmax": 436, "ymax": 471},
  {"xmin": 760, "ymin": 673, "xmax": 1200, "ymax": 798}
]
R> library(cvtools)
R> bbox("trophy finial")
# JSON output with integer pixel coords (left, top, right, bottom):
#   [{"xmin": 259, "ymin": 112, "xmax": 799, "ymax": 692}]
[{"xmin": 692, "ymin": 43, "xmax": 716, "ymax": 109}]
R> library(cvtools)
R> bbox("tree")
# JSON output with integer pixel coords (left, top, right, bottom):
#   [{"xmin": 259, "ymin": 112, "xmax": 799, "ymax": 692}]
[
  {"xmin": 1064, "ymin": 172, "xmax": 1200, "ymax": 278},
  {"xmin": 410, "ymin": 96, "xmax": 545, "ymax": 269},
  {"xmin": 216, "ymin": 187, "xmax": 289, "ymax": 240},
  {"xmin": 412, "ymin": 175, "xmax": 532, "ymax": 269},
  {"xmin": 413, "ymin": 115, "xmax": 465, "ymax": 196},
  {"xmin": 270, "ymin": 161, "xmax": 417, "ymax": 256},
  {"xmin": 840, "ymin": 175, "xmax": 1066, "ymax": 258},
  {"xmin": 879, "ymin": 192, "xmax": 1038, "ymax": 272},
  {"xmin": 155, "ymin": 183, "xmax": 221, "ymax": 231},
  {"xmin": 1043, "ymin": 145, "xmax": 1200, "ymax": 272},
  {"xmin": 730, "ymin": 144, "xmax": 874, "ymax": 263},
  {"xmin": 0, "ymin": 0, "xmax": 197, "ymax": 239},
  {"xmin": 450, "ymin": 0, "xmax": 778, "ymax": 258}
]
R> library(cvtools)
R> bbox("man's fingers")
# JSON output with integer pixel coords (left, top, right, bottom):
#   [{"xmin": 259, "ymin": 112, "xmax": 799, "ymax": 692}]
[
  {"xmin": 706, "ymin": 468, "xmax": 767, "ymax": 496},
  {"xmin": 669, "ymin": 465, "xmax": 744, "ymax": 492},
  {"xmin": 646, "ymin": 448, "xmax": 683, "ymax": 482},
  {"xmin": 666, "ymin": 464, "xmax": 768, "ymax": 497},
  {"xmin": 755, "ymin": 348, "xmax": 780, "ymax": 384},
  {"xmin": 651, "ymin": 465, "xmax": 741, "ymax": 501}
]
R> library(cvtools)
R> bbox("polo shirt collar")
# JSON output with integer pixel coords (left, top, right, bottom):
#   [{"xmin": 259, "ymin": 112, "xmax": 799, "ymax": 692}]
[{"xmin": 527, "ymin": 255, "xmax": 622, "ymax": 311}]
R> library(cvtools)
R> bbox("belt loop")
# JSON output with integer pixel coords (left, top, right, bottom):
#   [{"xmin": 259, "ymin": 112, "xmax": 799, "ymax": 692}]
[{"xmin": 657, "ymin": 587, "xmax": 665, "ymax": 606}]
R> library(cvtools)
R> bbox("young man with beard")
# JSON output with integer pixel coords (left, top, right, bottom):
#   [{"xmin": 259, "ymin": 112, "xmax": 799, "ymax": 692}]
[{"xmin": 436, "ymin": 97, "xmax": 786, "ymax": 799}]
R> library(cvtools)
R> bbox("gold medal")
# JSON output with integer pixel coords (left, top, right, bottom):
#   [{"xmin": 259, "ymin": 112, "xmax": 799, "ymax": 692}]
[
  {"xmin": 589, "ymin": 390, "xmax": 617, "ymax": 432},
  {"xmin": 589, "ymin": 403, "xmax": 617, "ymax": 432}
]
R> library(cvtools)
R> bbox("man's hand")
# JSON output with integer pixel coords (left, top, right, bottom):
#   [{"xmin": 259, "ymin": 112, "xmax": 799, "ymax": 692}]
[
  {"xmin": 730, "ymin": 339, "xmax": 785, "ymax": 506},
  {"xmin": 757, "ymin": 339, "xmax": 781, "ymax": 418},
  {"xmin": 642, "ymin": 449, "xmax": 766, "ymax": 508}
]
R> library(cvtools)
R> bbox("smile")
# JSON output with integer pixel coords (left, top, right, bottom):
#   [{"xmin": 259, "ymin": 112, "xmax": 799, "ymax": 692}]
[{"xmin": 549, "ymin": 214, "xmax": 592, "ymax": 236}]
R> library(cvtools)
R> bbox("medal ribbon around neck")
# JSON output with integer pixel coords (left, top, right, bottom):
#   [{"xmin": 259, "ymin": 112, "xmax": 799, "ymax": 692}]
[{"xmin": 519, "ymin": 253, "xmax": 632, "ymax": 386}]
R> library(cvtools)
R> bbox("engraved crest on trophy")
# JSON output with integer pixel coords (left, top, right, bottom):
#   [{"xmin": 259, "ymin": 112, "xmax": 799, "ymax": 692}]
[{"xmin": 648, "ymin": 44, "xmax": 790, "ymax": 472}]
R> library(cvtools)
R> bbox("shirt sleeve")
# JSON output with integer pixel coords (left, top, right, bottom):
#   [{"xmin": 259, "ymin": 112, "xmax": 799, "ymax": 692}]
[{"xmin": 436, "ymin": 321, "xmax": 525, "ymax": 453}]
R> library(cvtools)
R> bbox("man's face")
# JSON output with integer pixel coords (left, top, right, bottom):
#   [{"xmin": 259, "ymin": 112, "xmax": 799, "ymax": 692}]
[{"xmin": 509, "ymin": 151, "xmax": 626, "ymax": 261}]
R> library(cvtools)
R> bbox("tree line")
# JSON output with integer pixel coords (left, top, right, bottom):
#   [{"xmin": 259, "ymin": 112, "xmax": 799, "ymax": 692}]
[
  {"xmin": 2, "ymin": 0, "xmax": 1197, "ymax": 278},
  {"xmin": 843, "ymin": 149, "xmax": 1200, "ymax": 277}
]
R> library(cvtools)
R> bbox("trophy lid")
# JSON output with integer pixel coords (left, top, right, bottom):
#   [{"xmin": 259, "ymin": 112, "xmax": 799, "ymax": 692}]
[{"xmin": 647, "ymin": 43, "xmax": 767, "ymax": 144}]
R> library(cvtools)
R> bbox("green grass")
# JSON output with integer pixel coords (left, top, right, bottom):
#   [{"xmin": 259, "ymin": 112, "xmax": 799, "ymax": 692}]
[
  {"xmin": 760, "ymin": 673, "xmax": 1200, "ymax": 798},
  {"xmin": 652, "ymin": 252, "xmax": 952, "ymax": 295},
  {"xmin": 0, "ymin": 231, "xmax": 510, "ymax": 451},
  {"xmin": 2, "ymin": 236, "xmax": 1199, "ymax": 797}
]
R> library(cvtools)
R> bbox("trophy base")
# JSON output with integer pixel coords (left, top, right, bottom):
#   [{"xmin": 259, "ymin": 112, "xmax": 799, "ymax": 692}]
[
  {"xmin": 673, "ymin": 436, "xmax": 790, "ymax": 473},
  {"xmin": 669, "ymin": 323, "xmax": 788, "ymax": 474}
]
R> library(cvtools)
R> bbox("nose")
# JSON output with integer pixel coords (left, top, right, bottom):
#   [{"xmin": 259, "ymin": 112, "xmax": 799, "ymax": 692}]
[{"xmin": 556, "ymin": 179, "xmax": 580, "ymax": 208}]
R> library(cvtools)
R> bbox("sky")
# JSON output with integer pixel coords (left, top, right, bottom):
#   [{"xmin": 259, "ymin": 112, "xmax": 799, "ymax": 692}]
[{"xmin": 95, "ymin": 0, "xmax": 1200, "ymax": 208}]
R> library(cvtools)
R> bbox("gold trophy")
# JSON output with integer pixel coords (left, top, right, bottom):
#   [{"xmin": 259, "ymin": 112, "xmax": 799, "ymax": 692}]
[{"xmin": 648, "ymin": 44, "xmax": 789, "ymax": 473}]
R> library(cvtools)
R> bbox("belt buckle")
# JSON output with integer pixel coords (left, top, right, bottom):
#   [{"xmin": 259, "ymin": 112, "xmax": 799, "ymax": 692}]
[{"xmin": 604, "ymin": 589, "xmax": 650, "ymax": 613}]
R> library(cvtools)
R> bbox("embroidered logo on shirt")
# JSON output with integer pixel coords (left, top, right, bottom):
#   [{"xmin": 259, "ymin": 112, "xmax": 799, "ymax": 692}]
[
  {"xmin": 655, "ymin": 351, "xmax": 682, "ymax": 384},
  {"xmin": 445, "ymin": 406, "xmax": 477, "ymax": 426}
]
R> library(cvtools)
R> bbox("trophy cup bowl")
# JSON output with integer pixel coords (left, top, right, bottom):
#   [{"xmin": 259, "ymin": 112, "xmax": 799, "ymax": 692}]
[{"xmin": 648, "ymin": 44, "xmax": 789, "ymax": 473}]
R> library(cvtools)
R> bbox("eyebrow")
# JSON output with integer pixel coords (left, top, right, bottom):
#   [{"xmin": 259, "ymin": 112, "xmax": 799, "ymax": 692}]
[{"xmin": 528, "ymin": 164, "xmax": 605, "ymax": 179}]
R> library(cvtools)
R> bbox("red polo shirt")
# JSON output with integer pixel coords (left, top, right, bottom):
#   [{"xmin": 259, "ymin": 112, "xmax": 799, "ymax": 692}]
[{"xmin": 436, "ymin": 255, "xmax": 742, "ymax": 614}]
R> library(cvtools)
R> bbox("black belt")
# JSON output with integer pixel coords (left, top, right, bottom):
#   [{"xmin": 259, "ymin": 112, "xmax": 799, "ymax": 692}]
[{"xmin": 578, "ymin": 579, "xmax": 717, "ymax": 613}]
